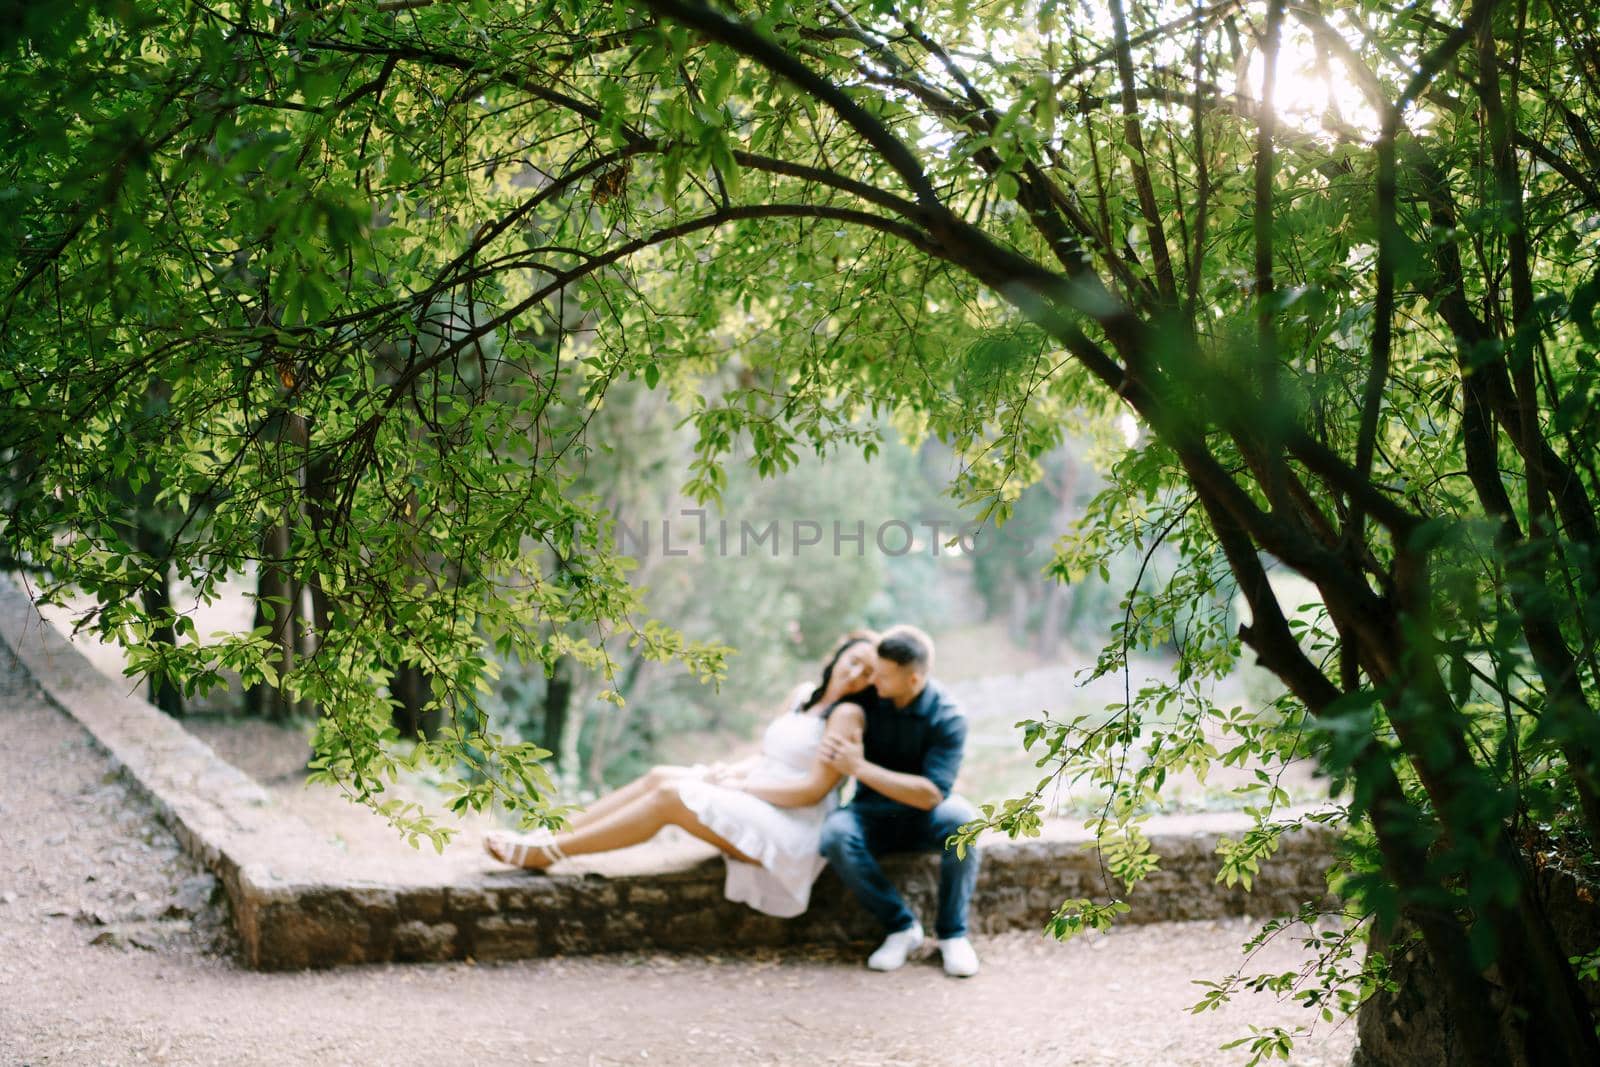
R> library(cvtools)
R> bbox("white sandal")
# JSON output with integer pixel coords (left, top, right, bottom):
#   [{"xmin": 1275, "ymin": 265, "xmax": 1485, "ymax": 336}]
[{"xmin": 484, "ymin": 830, "xmax": 568, "ymax": 870}]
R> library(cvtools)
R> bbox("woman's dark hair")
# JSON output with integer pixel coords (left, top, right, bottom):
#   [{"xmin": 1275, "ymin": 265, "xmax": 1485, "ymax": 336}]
[{"xmin": 801, "ymin": 630, "xmax": 879, "ymax": 712}]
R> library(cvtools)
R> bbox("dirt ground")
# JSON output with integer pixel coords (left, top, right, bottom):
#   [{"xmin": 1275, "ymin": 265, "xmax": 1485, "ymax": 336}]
[{"xmin": 0, "ymin": 642, "xmax": 1357, "ymax": 1066}]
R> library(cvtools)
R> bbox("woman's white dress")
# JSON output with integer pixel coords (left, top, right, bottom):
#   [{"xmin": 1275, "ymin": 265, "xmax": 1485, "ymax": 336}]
[{"xmin": 676, "ymin": 709, "xmax": 836, "ymax": 918}]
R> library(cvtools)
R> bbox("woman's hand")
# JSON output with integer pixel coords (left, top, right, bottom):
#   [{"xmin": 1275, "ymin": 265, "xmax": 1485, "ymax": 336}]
[{"xmin": 702, "ymin": 762, "xmax": 747, "ymax": 789}]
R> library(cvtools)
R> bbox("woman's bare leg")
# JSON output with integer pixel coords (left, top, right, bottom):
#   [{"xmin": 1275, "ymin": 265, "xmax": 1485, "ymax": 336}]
[
  {"xmin": 565, "ymin": 765, "xmax": 695, "ymax": 830},
  {"xmin": 490, "ymin": 781, "xmax": 756, "ymax": 868}
]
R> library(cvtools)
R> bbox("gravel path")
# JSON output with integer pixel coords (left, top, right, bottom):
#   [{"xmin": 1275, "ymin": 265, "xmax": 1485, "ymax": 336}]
[{"xmin": 0, "ymin": 642, "xmax": 1356, "ymax": 1066}]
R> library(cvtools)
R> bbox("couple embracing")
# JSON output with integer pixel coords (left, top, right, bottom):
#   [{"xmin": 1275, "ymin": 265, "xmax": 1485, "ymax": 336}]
[{"xmin": 485, "ymin": 624, "xmax": 981, "ymax": 978}]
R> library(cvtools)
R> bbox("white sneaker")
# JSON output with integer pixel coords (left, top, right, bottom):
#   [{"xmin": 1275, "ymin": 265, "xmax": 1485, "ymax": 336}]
[
  {"xmin": 866, "ymin": 922, "xmax": 925, "ymax": 971},
  {"xmin": 938, "ymin": 936, "xmax": 980, "ymax": 977}
]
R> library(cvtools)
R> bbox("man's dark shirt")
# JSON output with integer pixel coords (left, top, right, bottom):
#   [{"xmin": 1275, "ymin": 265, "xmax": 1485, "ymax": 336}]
[{"xmin": 851, "ymin": 679, "xmax": 966, "ymax": 811}]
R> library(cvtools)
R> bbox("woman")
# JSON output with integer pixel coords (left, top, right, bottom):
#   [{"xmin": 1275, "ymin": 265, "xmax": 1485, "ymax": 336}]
[{"xmin": 484, "ymin": 631, "xmax": 877, "ymax": 918}]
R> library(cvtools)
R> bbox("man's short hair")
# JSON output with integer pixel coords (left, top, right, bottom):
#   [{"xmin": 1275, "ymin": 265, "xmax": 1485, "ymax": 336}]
[{"xmin": 878, "ymin": 624, "xmax": 934, "ymax": 673}]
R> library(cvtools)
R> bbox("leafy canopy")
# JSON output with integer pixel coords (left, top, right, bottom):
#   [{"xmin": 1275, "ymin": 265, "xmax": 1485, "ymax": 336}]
[{"xmin": 5, "ymin": 1, "xmax": 1600, "ymax": 1056}]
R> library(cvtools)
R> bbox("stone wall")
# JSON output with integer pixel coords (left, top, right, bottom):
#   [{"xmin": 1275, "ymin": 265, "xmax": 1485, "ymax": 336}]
[
  {"xmin": 233, "ymin": 825, "xmax": 1338, "ymax": 970},
  {"xmin": 2, "ymin": 576, "xmax": 1339, "ymax": 972}
]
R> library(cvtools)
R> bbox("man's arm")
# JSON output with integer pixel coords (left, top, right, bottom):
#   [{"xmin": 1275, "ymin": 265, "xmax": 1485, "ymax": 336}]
[
  {"xmin": 819, "ymin": 734, "xmax": 945, "ymax": 811},
  {"xmin": 919, "ymin": 708, "xmax": 966, "ymax": 799},
  {"xmin": 854, "ymin": 753, "xmax": 944, "ymax": 810}
]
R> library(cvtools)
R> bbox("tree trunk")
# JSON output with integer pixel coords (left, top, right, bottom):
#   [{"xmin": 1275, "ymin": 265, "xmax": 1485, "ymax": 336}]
[
  {"xmin": 134, "ymin": 520, "xmax": 184, "ymax": 716},
  {"xmin": 390, "ymin": 661, "xmax": 441, "ymax": 740},
  {"xmin": 1355, "ymin": 851, "xmax": 1600, "ymax": 1067},
  {"xmin": 539, "ymin": 653, "xmax": 574, "ymax": 764},
  {"xmin": 244, "ymin": 524, "xmax": 297, "ymax": 722}
]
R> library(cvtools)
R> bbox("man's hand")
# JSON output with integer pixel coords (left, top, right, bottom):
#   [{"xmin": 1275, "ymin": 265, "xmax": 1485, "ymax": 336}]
[{"xmin": 819, "ymin": 735, "xmax": 864, "ymax": 776}]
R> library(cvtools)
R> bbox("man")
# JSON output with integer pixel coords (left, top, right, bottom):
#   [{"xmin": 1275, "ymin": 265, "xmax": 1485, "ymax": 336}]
[{"xmin": 818, "ymin": 624, "xmax": 981, "ymax": 977}]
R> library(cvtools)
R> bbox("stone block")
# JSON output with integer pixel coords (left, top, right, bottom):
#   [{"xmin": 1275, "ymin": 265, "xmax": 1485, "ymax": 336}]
[
  {"xmin": 626, "ymin": 884, "xmax": 672, "ymax": 907},
  {"xmin": 445, "ymin": 887, "xmax": 500, "ymax": 917},
  {"xmin": 661, "ymin": 907, "xmax": 728, "ymax": 946},
  {"xmin": 473, "ymin": 914, "xmax": 543, "ymax": 960},
  {"xmin": 396, "ymin": 887, "xmax": 447, "ymax": 922},
  {"xmin": 251, "ymin": 891, "xmax": 373, "ymax": 970},
  {"xmin": 394, "ymin": 920, "xmax": 458, "ymax": 962},
  {"xmin": 597, "ymin": 909, "xmax": 648, "ymax": 944}
]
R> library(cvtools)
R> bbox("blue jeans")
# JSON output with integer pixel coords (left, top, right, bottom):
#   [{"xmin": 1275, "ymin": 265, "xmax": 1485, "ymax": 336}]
[{"xmin": 818, "ymin": 795, "xmax": 980, "ymax": 939}]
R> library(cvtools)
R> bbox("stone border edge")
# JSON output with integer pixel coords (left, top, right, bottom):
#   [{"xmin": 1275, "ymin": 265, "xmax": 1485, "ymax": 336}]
[{"xmin": 0, "ymin": 576, "xmax": 343, "ymax": 968}]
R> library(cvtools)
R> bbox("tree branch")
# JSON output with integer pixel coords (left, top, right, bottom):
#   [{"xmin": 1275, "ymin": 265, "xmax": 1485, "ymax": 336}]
[
  {"xmin": 640, "ymin": 0, "xmax": 945, "ymax": 211},
  {"xmin": 1108, "ymin": 0, "xmax": 1180, "ymax": 304}
]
